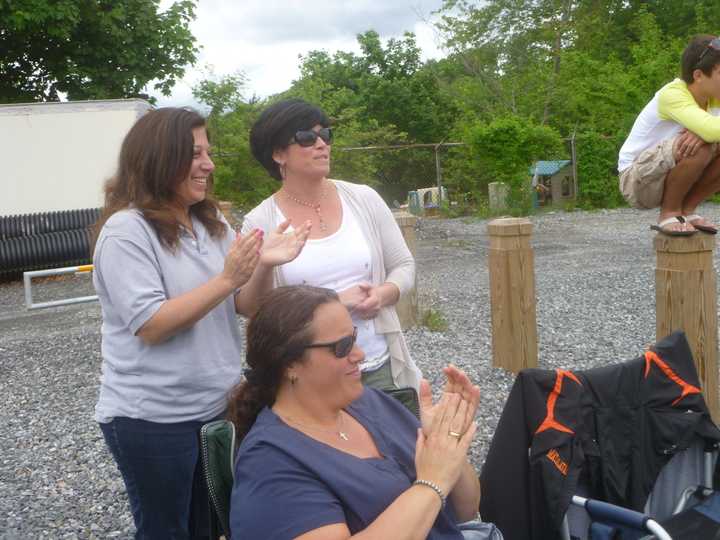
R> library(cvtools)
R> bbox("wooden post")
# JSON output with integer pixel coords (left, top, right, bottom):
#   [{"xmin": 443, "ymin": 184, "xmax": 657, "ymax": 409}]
[
  {"xmin": 655, "ymin": 234, "xmax": 719, "ymax": 421},
  {"xmin": 394, "ymin": 211, "xmax": 419, "ymax": 329},
  {"xmin": 488, "ymin": 217, "xmax": 538, "ymax": 372}
]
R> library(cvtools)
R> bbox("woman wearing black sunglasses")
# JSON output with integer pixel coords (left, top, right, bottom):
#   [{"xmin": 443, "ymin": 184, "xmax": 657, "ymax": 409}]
[
  {"xmin": 244, "ymin": 98, "xmax": 422, "ymax": 396},
  {"xmin": 228, "ymin": 285, "xmax": 500, "ymax": 540}
]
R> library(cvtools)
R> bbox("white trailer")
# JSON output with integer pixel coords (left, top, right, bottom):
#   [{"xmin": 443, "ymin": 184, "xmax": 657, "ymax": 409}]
[{"xmin": 0, "ymin": 99, "xmax": 151, "ymax": 216}]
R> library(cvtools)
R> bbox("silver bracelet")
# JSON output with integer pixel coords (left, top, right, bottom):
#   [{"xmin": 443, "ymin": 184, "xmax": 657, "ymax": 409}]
[{"xmin": 412, "ymin": 479, "xmax": 447, "ymax": 507}]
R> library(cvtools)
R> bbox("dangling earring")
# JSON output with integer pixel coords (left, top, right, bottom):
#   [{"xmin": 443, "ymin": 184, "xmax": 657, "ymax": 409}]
[
  {"xmin": 279, "ymin": 162, "xmax": 287, "ymax": 180},
  {"xmin": 290, "ymin": 374, "xmax": 298, "ymax": 386}
]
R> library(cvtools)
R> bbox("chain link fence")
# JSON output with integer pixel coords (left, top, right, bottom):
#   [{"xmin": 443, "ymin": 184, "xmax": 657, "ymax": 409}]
[
  {"xmin": 210, "ymin": 135, "xmax": 622, "ymax": 214},
  {"xmin": 332, "ymin": 138, "xmax": 592, "ymax": 214}
]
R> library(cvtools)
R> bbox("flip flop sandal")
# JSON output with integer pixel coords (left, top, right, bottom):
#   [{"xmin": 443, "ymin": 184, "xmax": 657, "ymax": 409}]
[
  {"xmin": 650, "ymin": 216, "xmax": 696, "ymax": 236},
  {"xmin": 684, "ymin": 214, "xmax": 718, "ymax": 235}
]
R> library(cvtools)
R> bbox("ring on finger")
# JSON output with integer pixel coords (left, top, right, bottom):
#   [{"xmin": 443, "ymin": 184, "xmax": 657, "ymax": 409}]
[{"xmin": 448, "ymin": 430, "xmax": 462, "ymax": 438}]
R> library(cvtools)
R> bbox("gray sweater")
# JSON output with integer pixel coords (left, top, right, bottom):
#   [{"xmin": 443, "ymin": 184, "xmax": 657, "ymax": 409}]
[{"xmin": 242, "ymin": 179, "xmax": 422, "ymax": 390}]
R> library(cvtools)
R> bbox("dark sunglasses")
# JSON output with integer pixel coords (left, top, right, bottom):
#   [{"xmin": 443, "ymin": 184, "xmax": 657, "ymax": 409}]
[
  {"xmin": 291, "ymin": 127, "xmax": 333, "ymax": 147},
  {"xmin": 304, "ymin": 327, "xmax": 357, "ymax": 358},
  {"xmin": 697, "ymin": 38, "xmax": 720, "ymax": 67}
]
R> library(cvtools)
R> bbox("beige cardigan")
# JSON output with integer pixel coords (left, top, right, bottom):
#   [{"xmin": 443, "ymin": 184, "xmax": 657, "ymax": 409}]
[{"xmin": 242, "ymin": 179, "xmax": 422, "ymax": 390}]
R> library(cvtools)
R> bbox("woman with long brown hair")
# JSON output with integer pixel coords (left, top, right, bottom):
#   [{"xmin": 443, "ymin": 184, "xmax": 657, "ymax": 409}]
[
  {"xmin": 228, "ymin": 286, "xmax": 501, "ymax": 539},
  {"xmin": 92, "ymin": 107, "xmax": 310, "ymax": 538}
]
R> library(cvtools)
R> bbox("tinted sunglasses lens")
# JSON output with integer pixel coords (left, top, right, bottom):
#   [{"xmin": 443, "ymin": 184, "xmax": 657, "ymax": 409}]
[
  {"xmin": 294, "ymin": 130, "xmax": 317, "ymax": 147},
  {"xmin": 318, "ymin": 128, "xmax": 332, "ymax": 144},
  {"xmin": 334, "ymin": 335, "xmax": 355, "ymax": 357},
  {"xmin": 698, "ymin": 38, "xmax": 720, "ymax": 65},
  {"xmin": 294, "ymin": 128, "xmax": 332, "ymax": 147}
]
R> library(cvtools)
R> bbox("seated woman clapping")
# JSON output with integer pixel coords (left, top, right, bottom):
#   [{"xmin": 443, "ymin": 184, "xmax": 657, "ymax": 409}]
[{"xmin": 227, "ymin": 285, "xmax": 500, "ymax": 539}]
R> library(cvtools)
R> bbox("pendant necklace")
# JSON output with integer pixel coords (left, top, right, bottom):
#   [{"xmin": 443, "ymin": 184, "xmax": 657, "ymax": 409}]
[
  {"xmin": 283, "ymin": 183, "xmax": 328, "ymax": 232},
  {"xmin": 280, "ymin": 409, "xmax": 350, "ymax": 441}
]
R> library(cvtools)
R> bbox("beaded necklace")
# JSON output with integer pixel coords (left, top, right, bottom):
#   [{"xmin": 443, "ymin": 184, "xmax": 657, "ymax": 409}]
[{"xmin": 282, "ymin": 183, "xmax": 328, "ymax": 232}]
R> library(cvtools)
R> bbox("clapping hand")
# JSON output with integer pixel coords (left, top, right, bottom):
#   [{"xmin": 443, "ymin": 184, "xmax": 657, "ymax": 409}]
[
  {"xmin": 414, "ymin": 392, "xmax": 477, "ymax": 495},
  {"xmin": 441, "ymin": 365, "xmax": 481, "ymax": 422},
  {"xmin": 419, "ymin": 365, "xmax": 480, "ymax": 438},
  {"xmin": 222, "ymin": 229, "xmax": 262, "ymax": 288},
  {"xmin": 259, "ymin": 219, "xmax": 311, "ymax": 267}
]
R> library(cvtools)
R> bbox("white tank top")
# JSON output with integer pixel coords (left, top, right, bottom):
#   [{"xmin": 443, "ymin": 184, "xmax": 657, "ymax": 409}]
[{"xmin": 277, "ymin": 195, "xmax": 389, "ymax": 370}]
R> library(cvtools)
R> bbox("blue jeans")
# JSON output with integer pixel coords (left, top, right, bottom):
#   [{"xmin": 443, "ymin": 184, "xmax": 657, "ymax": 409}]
[{"xmin": 100, "ymin": 417, "xmax": 210, "ymax": 540}]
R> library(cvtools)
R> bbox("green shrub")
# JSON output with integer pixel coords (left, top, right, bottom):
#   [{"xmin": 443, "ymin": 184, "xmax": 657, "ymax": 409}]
[
  {"xmin": 464, "ymin": 115, "xmax": 566, "ymax": 212},
  {"xmin": 575, "ymin": 131, "xmax": 626, "ymax": 209},
  {"xmin": 421, "ymin": 308, "xmax": 448, "ymax": 332}
]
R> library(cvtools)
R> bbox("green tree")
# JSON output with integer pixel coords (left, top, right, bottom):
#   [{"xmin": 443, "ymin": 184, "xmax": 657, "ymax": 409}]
[
  {"xmin": 192, "ymin": 73, "xmax": 272, "ymax": 208},
  {"xmin": 464, "ymin": 115, "xmax": 565, "ymax": 212},
  {"xmin": 1, "ymin": 0, "xmax": 198, "ymax": 102},
  {"xmin": 283, "ymin": 31, "xmax": 456, "ymax": 201},
  {"xmin": 354, "ymin": 31, "xmax": 455, "ymax": 143},
  {"xmin": 192, "ymin": 66, "xmax": 247, "ymax": 115},
  {"xmin": 291, "ymin": 31, "xmax": 455, "ymax": 144},
  {"xmin": 437, "ymin": 0, "xmax": 720, "ymax": 131},
  {"xmin": 439, "ymin": 0, "xmax": 578, "ymax": 125},
  {"xmin": 187, "ymin": 2, "xmax": 720, "ymax": 212},
  {"xmin": 436, "ymin": 0, "xmax": 720, "ymax": 210}
]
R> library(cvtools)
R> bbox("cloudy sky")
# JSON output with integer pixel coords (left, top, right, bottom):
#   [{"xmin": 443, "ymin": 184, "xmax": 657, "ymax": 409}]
[{"xmin": 151, "ymin": 0, "xmax": 447, "ymax": 108}]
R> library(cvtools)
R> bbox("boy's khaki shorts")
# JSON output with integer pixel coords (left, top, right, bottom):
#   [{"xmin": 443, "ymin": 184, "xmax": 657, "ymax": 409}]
[{"xmin": 619, "ymin": 136, "xmax": 677, "ymax": 209}]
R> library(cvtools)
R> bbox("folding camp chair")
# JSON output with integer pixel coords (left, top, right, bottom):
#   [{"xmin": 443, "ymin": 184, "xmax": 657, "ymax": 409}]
[
  {"xmin": 200, "ymin": 419, "xmax": 236, "ymax": 539},
  {"xmin": 479, "ymin": 331, "xmax": 720, "ymax": 540},
  {"xmin": 561, "ymin": 495, "xmax": 672, "ymax": 540},
  {"xmin": 560, "ymin": 436, "xmax": 720, "ymax": 539},
  {"xmin": 200, "ymin": 386, "xmax": 420, "ymax": 539}
]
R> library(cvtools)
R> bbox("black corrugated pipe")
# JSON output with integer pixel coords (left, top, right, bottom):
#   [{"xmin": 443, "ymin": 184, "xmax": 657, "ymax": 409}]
[
  {"xmin": 0, "ymin": 228, "xmax": 92, "ymax": 278},
  {"xmin": 0, "ymin": 208, "xmax": 101, "ymax": 240}
]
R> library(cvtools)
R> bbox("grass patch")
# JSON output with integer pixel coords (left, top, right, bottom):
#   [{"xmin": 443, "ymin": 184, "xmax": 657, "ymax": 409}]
[
  {"xmin": 421, "ymin": 308, "xmax": 449, "ymax": 332},
  {"xmin": 445, "ymin": 238, "xmax": 472, "ymax": 249}
]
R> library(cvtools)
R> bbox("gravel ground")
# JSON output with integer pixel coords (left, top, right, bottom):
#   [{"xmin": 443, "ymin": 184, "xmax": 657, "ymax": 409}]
[{"xmin": 2, "ymin": 204, "xmax": 720, "ymax": 538}]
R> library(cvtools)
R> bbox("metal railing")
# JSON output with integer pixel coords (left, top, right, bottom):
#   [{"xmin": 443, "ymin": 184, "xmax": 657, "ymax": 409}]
[{"xmin": 23, "ymin": 264, "xmax": 98, "ymax": 310}]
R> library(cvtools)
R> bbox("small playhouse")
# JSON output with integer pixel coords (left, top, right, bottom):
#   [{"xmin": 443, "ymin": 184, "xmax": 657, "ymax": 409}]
[
  {"xmin": 530, "ymin": 160, "xmax": 575, "ymax": 205},
  {"xmin": 407, "ymin": 186, "xmax": 448, "ymax": 216}
]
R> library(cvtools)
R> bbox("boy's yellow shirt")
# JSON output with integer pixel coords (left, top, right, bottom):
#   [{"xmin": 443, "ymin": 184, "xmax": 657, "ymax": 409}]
[{"xmin": 658, "ymin": 78, "xmax": 720, "ymax": 142}]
